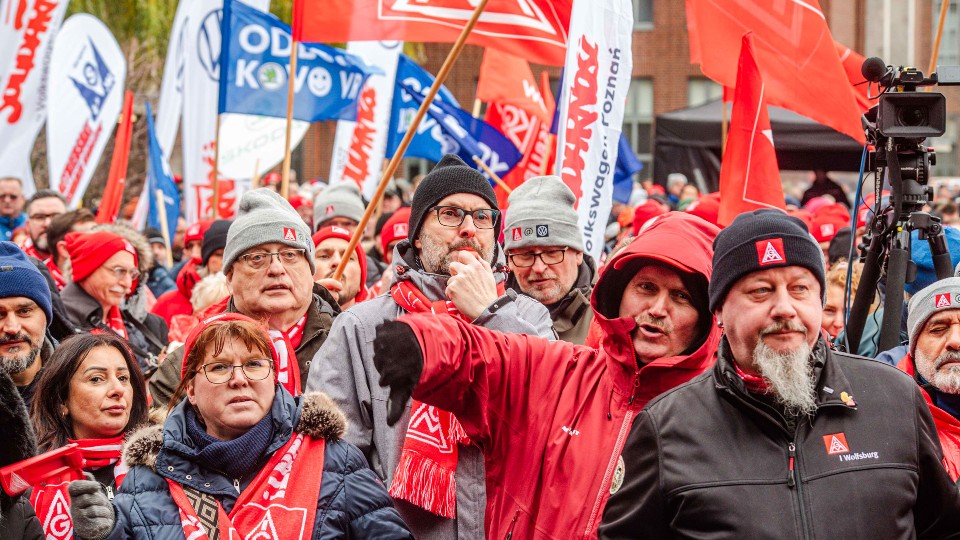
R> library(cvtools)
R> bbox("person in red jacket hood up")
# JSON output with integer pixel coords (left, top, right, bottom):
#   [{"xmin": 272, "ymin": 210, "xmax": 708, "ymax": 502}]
[{"xmin": 371, "ymin": 211, "xmax": 722, "ymax": 539}]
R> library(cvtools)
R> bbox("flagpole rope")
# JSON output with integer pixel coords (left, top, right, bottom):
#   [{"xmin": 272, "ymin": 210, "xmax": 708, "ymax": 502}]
[{"xmin": 332, "ymin": 0, "xmax": 492, "ymax": 281}]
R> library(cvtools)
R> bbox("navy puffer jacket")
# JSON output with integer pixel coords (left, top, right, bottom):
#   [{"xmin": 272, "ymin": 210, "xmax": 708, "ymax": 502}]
[{"xmin": 98, "ymin": 389, "xmax": 412, "ymax": 539}]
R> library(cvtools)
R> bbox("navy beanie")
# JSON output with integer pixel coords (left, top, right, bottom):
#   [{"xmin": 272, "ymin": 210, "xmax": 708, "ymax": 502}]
[
  {"xmin": 709, "ymin": 209, "xmax": 826, "ymax": 312},
  {"xmin": 0, "ymin": 242, "xmax": 52, "ymax": 326},
  {"xmin": 409, "ymin": 154, "xmax": 499, "ymax": 241}
]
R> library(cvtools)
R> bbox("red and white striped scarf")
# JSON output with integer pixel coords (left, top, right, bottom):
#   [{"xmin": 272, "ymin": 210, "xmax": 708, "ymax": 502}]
[
  {"xmin": 168, "ymin": 433, "xmax": 325, "ymax": 540},
  {"xmin": 30, "ymin": 436, "xmax": 127, "ymax": 540},
  {"xmin": 267, "ymin": 315, "xmax": 306, "ymax": 397}
]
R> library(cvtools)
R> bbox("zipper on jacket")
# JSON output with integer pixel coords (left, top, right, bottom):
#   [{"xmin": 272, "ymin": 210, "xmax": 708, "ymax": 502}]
[
  {"xmin": 787, "ymin": 443, "xmax": 796, "ymax": 488},
  {"xmin": 584, "ymin": 405, "xmax": 638, "ymax": 537},
  {"xmin": 105, "ymin": 485, "xmax": 114, "ymax": 501},
  {"xmin": 233, "ymin": 478, "xmax": 240, "ymax": 493},
  {"xmin": 505, "ymin": 510, "xmax": 520, "ymax": 539},
  {"xmin": 627, "ymin": 372, "xmax": 641, "ymax": 406}
]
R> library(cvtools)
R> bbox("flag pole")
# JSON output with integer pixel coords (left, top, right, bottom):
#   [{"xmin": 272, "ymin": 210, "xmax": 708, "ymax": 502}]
[
  {"xmin": 212, "ymin": 114, "xmax": 222, "ymax": 219},
  {"xmin": 251, "ymin": 158, "xmax": 261, "ymax": 189},
  {"xmin": 280, "ymin": 43, "xmax": 300, "ymax": 200},
  {"xmin": 332, "ymin": 0, "xmax": 491, "ymax": 281},
  {"xmin": 156, "ymin": 189, "xmax": 174, "ymax": 268},
  {"xmin": 721, "ymin": 100, "xmax": 729, "ymax": 156},
  {"xmin": 472, "ymin": 98, "xmax": 482, "ymax": 117},
  {"xmin": 472, "ymin": 155, "xmax": 512, "ymax": 194},
  {"xmin": 929, "ymin": 0, "xmax": 950, "ymax": 75}
]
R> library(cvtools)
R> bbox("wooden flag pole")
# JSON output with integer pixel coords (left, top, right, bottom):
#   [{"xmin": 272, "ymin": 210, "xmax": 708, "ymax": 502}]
[
  {"xmin": 332, "ymin": 0, "xmax": 491, "ymax": 281},
  {"xmin": 280, "ymin": 43, "xmax": 300, "ymax": 200},
  {"xmin": 472, "ymin": 98, "xmax": 482, "ymax": 118},
  {"xmin": 472, "ymin": 155, "xmax": 512, "ymax": 194},
  {"xmin": 929, "ymin": 0, "xmax": 950, "ymax": 75},
  {"xmin": 212, "ymin": 114, "xmax": 222, "ymax": 219},
  {"xmin": 156, "ymin": 189, "xmax": 174, "ymax": 268},
  {"xmin": 251, "ymin": 158, "xmax": 261, "ymax": 190},
  {"xmin": 720, "ymin": 100, "xmax": 729, "ymax": 156}
]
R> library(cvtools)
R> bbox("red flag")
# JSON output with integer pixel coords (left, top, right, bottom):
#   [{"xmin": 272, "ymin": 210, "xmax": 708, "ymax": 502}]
[
  {"xmin": 834, "ymin": 41, "xmax": 872, "ymax": 112},
  {"xmin": 96, "ymin": 90, "xmax": 134, "ymax": 225},
  {"xmin": 686, "ymin": 0, "xmax": 865, "ymax": 144},
  {"xmin": 718, "ymin": 33, "xmax": 785, "ymax": 227},
  {"xmin": 293, "ymin": 0, "xmax": 572, "ymax": 66},
  {"xmin": 477, "ymin": 48, "xmax": 550, "ymax": 123}
]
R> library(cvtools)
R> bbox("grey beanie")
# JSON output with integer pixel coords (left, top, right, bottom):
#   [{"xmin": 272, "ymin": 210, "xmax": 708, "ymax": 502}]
[
  {"xmin": 504, "ymin": 176, "xmax": 584, "ymax": 252},
  {"xmin": 223, "ymin": 188, "xmax": 315, "ymax": 274},
  {"xmin": 313, "ymin": 182, "xmax": 365, "ymax": 229},
  {"xmin": 907, "ymin": 277, "xmax": 960, "ymax": 355}
]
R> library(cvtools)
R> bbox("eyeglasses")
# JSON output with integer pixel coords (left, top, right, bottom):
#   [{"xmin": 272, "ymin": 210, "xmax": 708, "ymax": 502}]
[
  {"xmin": 103, "ymin": 266, "xmax": 140, "ymax": 281},
  {"xmin": 508, "ymin": 248, "xmax": 568, "ymax": 268},
  {"xmin": 28, "ymin": 212, "xmax": 60, "ymax": 222},
  {"xmin": 238, "ymin": 249, "xmax": 306, "ymax": 270},
  {"xmin": 198, "ymin": 359, "xmax": 273, "ymax": 384},
  {"xmin": 431, "ymin": 206, "xmax": 499, "ymax": 229},
  {"xmin": 0, "ymin": 194, "xmax": 20, "ymax": 201}
]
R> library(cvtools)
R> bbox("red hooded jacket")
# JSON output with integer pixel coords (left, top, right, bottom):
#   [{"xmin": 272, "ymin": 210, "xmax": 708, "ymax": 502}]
[
  {"xmin": 150, "ymin": 259, "xmax": 202, "ymax": 325},
  {"xmin": 897, "ymin": 355, "xmax": 960, "ymax": 481},
  {"xmin": 397, "ymin": 212, "xmax": 722, "ymax": 539}
]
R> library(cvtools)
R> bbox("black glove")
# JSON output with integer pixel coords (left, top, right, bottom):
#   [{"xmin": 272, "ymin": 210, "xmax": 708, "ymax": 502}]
[
  {"xmin": 68, "ymin": 473, "xmax": 115, "ymax": 540},
  {"xmin": 373, "ymin": 321, "xmax": 424, "ymax": 426}
]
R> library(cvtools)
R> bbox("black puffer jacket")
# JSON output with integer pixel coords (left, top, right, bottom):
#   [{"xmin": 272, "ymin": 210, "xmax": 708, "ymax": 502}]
[
  {"xmin": 100, "ymin": 389, "xmax": 412, "ymax": 539},
  {"xmin": 0, "ymin": 373, "xmax": 42, "ymax": 540},
  {"xmin": 600, "ymin": 338, "xmax": 960, "ymax": 539}
]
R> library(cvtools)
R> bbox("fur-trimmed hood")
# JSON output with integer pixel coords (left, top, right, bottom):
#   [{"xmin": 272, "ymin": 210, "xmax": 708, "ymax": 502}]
[{"xmin": 124, "ymin": 391, "xmax": 346, "ymax": 470}]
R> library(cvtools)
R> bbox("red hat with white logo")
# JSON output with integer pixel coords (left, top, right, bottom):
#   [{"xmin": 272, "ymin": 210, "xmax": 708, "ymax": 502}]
[
  {"xmin": 184, "ymin": 219, "xmax": 215, "ymax": 247},
  {"xmin": 380, "ymin": 207, "xmax": 411, "ymax": 264},
  {"xmin": 708, "ymin": 209, "xmax": 826, "ymax": 312},
  {"xmin": 907, "ymin": 277, "xmax": 960, "ymax": 355},
  {"xmin": 811, "ymin": 203, "xmax": 851, "ymax": 243},
  {"xmin": 65, "ymin": 231, "xmax": 140, "ymax": 284},
  {"xmin": 312, "ymin": 225, "xmax": 368, "ymax": 303}
]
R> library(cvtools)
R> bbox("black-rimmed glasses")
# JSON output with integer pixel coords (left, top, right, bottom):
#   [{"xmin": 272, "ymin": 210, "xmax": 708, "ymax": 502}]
[
  {"xmin": 507, "ymin": 248, "xmax": 568, "ymax": 268},
  {"xmin": 431, "ymin": 206, "xmax": 499, "ymax": 229}
]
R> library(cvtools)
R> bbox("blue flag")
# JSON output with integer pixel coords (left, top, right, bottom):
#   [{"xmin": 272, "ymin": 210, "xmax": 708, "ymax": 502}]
[
  {"xmin": 146, "ymin": 102, "xmax": 181, "ymax": 245},
  {"xmin": 401, "ymin": 83, "xmax": 522, "ymax": 182},
  {"xmin": 386, "ymin": 55, "xmax": 461, "ymax": 159},
  {"xmin": 613, "ymin": 134, "xmax": 644, "ymax": 204},
  {"xmin": 219, "ymin": 0, "xmax": 381, "ymax": 122}
]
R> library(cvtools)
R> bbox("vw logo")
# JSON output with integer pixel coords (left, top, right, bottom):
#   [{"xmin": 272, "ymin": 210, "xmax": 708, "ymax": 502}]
[{"xmin": 196, "ymin": 8, "xmax": 223, "ymax": 81}]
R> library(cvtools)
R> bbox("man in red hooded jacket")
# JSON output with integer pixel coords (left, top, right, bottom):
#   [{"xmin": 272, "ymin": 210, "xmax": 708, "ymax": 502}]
[{"xmin": 372, "ymin": 212, "xmax": 722, "ymax": 539}]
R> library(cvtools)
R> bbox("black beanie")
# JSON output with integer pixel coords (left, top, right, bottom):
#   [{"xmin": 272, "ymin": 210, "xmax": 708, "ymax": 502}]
[
  {"xmin": 709, "ymin": 209, "xmax": 826, "ymax": 312},
  {"xmin": 202, "ymin": 219, "xmax": 232, "ymax": 266},
  {"xmin": 409, "ymin": 154, "xmax": 499, "ymax": 241}
]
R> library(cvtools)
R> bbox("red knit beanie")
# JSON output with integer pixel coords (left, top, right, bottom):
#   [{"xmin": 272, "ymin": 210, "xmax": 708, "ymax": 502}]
[
  {"xmin": 65, "ymin": 231, "xmax": 139, "ymax": 283},
  {"xmin": 180, "ymin": 312, "xmax": 280, "ymax": 383},
  {"xmin": 811, "ymin": 203, "xmax": 851, "ymax": 243},
  {"xmin": 380, "ymin": 207, "xmax": 411, "ymax": 263},
  {"xmin": 631, "ymin": 200, "xmax": 668, "ymax": 236},
  {"xmin": 312, "ymin": 225, "xmax": 368, "ymax": 302}
]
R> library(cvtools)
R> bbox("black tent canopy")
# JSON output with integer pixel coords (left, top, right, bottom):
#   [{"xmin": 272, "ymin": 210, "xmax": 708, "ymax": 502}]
[{"xmin": 653, "ymin": 99, "xmax": 864, "ymax": 192}]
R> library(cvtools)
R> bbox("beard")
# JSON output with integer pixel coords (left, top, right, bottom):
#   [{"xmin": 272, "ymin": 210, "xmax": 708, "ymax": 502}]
[
  {"xmin": 753, "ymin": 322, "xmax": 817, "ymax": 417},
  {"xmin": 520, "ymin": 271, "xmax": 564, "ymax": 305},
  {"xmin": 915, "ymin": 349, "xmax": 960, "ymax": 394},
  {"xmin": 32, "ymin": 233, "xmax": 48, "ymax": 252},
  {"xmin": 418, "ymin": 235, "xmax": 494, "ymax": 275},
  {"xmin": 0, "ymin": 332, "xmax": 42, "ymax": 376}
]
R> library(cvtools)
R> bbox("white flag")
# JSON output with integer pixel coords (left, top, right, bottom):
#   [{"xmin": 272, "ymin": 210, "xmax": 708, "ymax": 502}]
[
  {"xmin": 554, "ymin": 0, "xmax": 633, "ymax": 261},
  {"xmin": 155, "ymin": 0, "xmax": 191, "ymax": 160},
  {"xmin": 328, "ymin": 40, "xmax": 402, "ymax": 199},
  {"xmin": 0, "ymin": 0, "xmax": 69, "ymax": 194},
  {"xmin": 46, "ymin": 13, "xmax": 126, "ymax": 207}
]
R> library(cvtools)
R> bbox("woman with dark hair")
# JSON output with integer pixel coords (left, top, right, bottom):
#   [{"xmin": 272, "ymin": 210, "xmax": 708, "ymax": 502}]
[
  {"xmin": 68, "ymin": 313, "xmax": 412, "ymax": 540},
  {"xmin": 28, "ymin": 332, "xmax": 148, "ymax": 539}
]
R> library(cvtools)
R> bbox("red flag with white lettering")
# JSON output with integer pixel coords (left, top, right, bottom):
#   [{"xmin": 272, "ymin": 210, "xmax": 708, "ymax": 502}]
[
  {"xmin": 292, "ymin": 0, "xmax": 572, "ymax": 66},
  {"xmin": 477, "ymin": 48, "xmax": 551, "ymax": 123},
  {"xmin": 718, "ymin": 33, "xmax": 785, "ymax": 227},
  {"xmin": 685, "ymin": 0, "xmax": 865, "ymax": 144},
  {"xmin": 835, "ymin": 41, "xmax": 872, "ymax": 112}
]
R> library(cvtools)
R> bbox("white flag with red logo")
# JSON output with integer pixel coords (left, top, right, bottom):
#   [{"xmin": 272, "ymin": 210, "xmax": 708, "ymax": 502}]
[
  {"xmin": 0, "ymin": 0, "xmax": 69, "ymax": 194},
  {"xmin": 180, "ymin": 0, "xmax": 270, "ymax": 225},
  {"xmin": 554, "ymin": 0, "xmax": 633, "ymax": 261},
  {"xmin": 328, "ymin": 40, "xmax": 402, "ymax": 199},
  {"xmin": 46, "ymin": 14, "xmax": 126, "ymax": 207},
  {"xmin": 717, "ymin": 33, "xmax": 785, "ymax": 227}
]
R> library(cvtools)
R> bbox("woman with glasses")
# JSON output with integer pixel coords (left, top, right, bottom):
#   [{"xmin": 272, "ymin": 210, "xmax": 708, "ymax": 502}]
[
  {"xmin": 60, "ymin": 230, "xmax": 168, "ymax": 374},
  {"xmin": 68, "ymin": 313, "xmax": 412, "ymax": 540},
  {"xmin": 29, "ymin": 332, "xmax": 148, "ymax": 540}
]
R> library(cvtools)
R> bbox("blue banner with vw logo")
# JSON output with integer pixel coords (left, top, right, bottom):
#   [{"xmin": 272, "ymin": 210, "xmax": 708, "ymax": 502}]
[{"xmin": 218, "ymin": 0, "xmax": 381, "ymax": 122}]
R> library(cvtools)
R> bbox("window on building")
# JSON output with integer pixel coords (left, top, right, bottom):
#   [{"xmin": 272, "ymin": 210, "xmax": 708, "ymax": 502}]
[
  {"xmin": 634, "ymin": 0, "xmax": 653, "ymax": 29},
  {"xmin": 688, "ymin": 77, "xmax": 722, "ymax": 107},
  {"xmin": 933, "ymin": 1, "xmax": 960, "ymax": 66},
  {"xmin": 623, "ymin": 77, "xmax": 654, "ymax": 173}
]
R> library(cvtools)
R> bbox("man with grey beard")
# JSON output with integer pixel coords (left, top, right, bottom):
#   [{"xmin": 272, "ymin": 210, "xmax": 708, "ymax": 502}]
[
  {"xmin": 0, "ymin": 242, "xmax": 55, "ymax": 409},
  {"xmin": 601, "ymin": 209, "xmax": 960, "ymax": 538},
  {"xmin": 901, "ymin": 277, "xmax": 960, "ymax": 483},
  {"xmin": 306, "ymin": 154, "xmax": 553, "ymax": 540}
]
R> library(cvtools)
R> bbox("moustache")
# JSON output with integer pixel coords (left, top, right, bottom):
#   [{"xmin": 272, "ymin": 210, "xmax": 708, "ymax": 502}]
[
  {"xmin": 759, "ymin": 321, "xmax": 808, "ymax": 336},
  {"xmin": 934, "ymin": 351, "xmax": 960, "ymax": 370},
  {"xmin": 447, "ymin": 238, "xmax": 483, "ymax": 255},
  {"xmin": 0, "ymin": 332, "xmax": 32, "ymax": 346},
  {"xmin": 635, "ymin": 315, "xmax": 670, "ymax": 335}
]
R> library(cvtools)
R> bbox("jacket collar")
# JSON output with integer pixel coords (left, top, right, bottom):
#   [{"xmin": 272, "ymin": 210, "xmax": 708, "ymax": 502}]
[
  {"xmin": 224, "ymin": 285, "xmax": 340, "ymax": 337},
  {"xmin": 389, "ymin": 239, "xmax": 509, "ymax": 302},
  {"xmin": 506, "ymin": 255, "xmax": 597, "ymax": 333}
]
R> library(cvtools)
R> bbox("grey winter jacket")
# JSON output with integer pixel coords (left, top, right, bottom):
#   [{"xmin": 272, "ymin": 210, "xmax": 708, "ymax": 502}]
[
  {"xmin": 97, "ymin": 390, "xmax": 412, "ymax": 539},
  {"xmin": 305, "ymin": 240, "xmax": 555, "ymax": 540}
]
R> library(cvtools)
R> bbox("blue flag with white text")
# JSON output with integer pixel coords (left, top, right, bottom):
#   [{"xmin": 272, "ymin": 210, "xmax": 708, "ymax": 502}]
[
  {"xmin": 386, "ymin": 54, "xmax": 461, "ymax": 159},
  {"xmin": 219, "ymin": 0, "xmax": 381, "ymax": 122},
  {"xmin": 146, "ymin": 102, "xmax": 181, "ymax": 245}
]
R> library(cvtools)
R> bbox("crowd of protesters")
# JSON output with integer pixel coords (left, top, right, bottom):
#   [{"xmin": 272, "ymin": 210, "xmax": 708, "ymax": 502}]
[{"xmin": 2, "ymin": 160, "xmax": 960, "ymax": 539}]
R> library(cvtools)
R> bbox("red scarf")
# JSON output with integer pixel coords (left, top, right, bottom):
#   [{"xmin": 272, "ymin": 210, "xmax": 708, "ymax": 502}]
[
  {"xmin": 734, "ymin": 362, "xmax": 773, "ymax": 394},
  {"xmin": 387, "ymin": 280, "xmax": 503, "ymax": 518},
  {"xmin": 168, "ymin": 433, "xmax": 325, "ymax": 539},
  {"xmin": 30, "ymin": 436, "xmax": 127, "ymax": 540},
  {"xmin": 103, "ymin": 305, "xmax": 128, "ymax": 339},
  {"xmin": 268, "ymin": 316, "xmax": 306, "ymax": 397}
]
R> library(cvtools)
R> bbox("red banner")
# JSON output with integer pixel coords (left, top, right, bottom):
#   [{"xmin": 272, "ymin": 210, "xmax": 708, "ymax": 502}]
[
  {"xmin": 96, "ymin": 90, "xmax": 134, "ymax": 224},
  {"xmin": 686, "ymin": 0, "xmax": 865, "ymax": 144},
  {"xmin": 292, "ymin": 0, "xmax": 572, "ymax": 66},
  {"xmin": 718, "ymin": 33, "xmax": 785, "ymax": 227}
]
